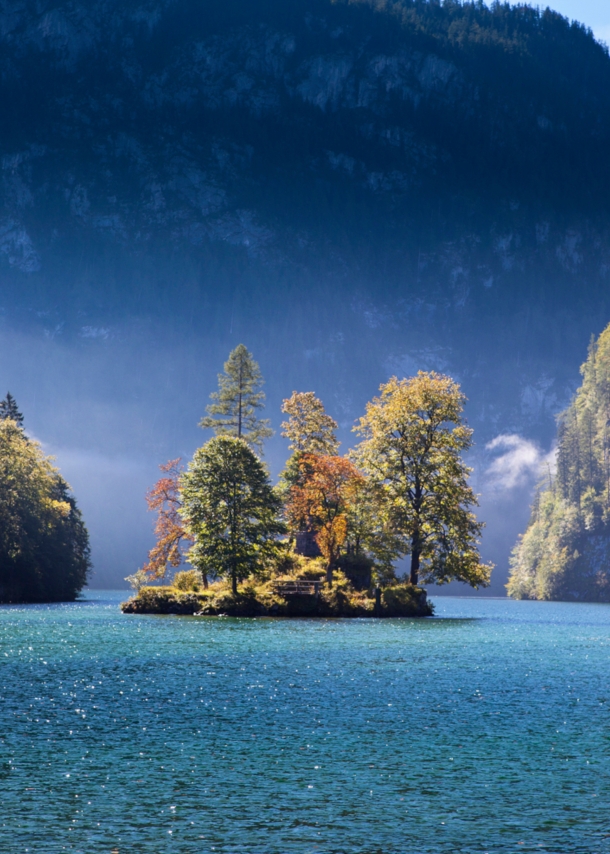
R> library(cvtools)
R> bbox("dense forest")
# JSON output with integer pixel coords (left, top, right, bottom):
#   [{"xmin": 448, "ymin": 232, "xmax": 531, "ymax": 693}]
[
  {"xmin": 2, "ymin": 0, "xmax": 610, "ymax": 358},
  {"xmin": 509, "ymin": 324, "xmax": 610, "ymax": 601},
  {"xmin": 3, "ymin": 0, "xmax": 610, "ymax": 587},
  {"xmin": 0, "ymin": 396, "xmax": 91, "ymax": 602}
]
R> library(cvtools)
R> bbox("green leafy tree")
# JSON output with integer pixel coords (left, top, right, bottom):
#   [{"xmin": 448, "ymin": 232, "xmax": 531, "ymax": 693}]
[
  {"xmin": 0, "ymin": 419, "xmax": 90, "ymax": 602},
  {"xmin": 507, "ymin": 487, "xmax": 580, "ymax": 600},
  {"xmin": 352, "ymin": 372, "xmax": 492, "ymax": 588},
  {"xmin": 0, "ymin": 393, "xmax": 24, "ymax": 427},
  {"xmin": 200, "ymin": 344, "xmax": 273, "ymax": 454},
  {"xmin": 180, "ymin": 436, "xmax": 284, "ymax": 593},
  {"xmin": 281, "ymin": 391, "xmax": 339, "ymax": 454}
]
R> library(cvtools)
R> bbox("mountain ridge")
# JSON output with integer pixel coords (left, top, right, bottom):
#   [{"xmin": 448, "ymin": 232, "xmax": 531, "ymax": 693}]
[{"xmin": 1, "ymin": 0, "xmax": 610, "ymax": 588}]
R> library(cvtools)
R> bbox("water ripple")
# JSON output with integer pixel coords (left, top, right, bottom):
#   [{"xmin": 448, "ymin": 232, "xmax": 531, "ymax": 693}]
[{"xmin": 1, "ymin": 593, "xmax": 609, "ymax": 852}]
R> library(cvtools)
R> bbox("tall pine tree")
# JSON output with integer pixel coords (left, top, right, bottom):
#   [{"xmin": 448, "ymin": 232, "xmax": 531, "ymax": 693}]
[{"xmin": 200, "ymin": 344, "xmax": 273, "ymax": 454}]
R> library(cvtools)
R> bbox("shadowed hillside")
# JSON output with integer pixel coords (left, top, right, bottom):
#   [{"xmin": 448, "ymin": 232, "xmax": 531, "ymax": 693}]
[{"xmin": 1, "ymin": 0, "xmax": 609, "ymax": 589}]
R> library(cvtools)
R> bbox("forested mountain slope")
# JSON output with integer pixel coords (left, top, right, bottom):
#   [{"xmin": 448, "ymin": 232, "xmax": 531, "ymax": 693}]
[
  {"xmin": 509, "ymin": 325, "xmax": 610, "ymax": 601},
  {"xmin": 1, "ymin": 0, "xmax": 610, "ymax": 586}
]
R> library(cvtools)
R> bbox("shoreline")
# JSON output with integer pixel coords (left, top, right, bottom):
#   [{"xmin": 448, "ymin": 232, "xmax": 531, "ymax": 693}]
[{"xmin": 121, "ymin": 583, "xmax": 433, "ymax": 618}]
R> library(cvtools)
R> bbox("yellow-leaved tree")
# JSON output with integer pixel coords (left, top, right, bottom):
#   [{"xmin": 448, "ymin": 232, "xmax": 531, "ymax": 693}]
[
  {"xmin": 0, "ymin": 418, "xmax": 90, "ymax": 602},
  {"xmin": 280, "ymin": 391, "xmax": 340, "ymax": 455},
  {"xmin": 352, "ymin": 372, "xmax": 492, "ymax": 588}
]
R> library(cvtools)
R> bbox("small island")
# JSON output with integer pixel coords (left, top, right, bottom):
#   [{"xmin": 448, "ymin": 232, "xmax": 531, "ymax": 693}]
[
  {"xmin": 121, "ymin": 566, "xmax": 431, "ymax": 618},
  {"xmin": 122, "ymin": 345, "xmax": 491, "ymax": 617}
]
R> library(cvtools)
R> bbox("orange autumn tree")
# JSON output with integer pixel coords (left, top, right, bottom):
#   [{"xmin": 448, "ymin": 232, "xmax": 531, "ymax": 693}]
[
  {"xmin": 286, "ymin": 453, "xmax": 363, "ymax": 585},
  {"xmin": 141, "ymin": 458, "xmax": 194, "ymax": 584}
]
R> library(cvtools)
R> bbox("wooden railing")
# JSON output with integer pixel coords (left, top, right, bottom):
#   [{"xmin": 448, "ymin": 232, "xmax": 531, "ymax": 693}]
[{"xmin": 274, "ymin": 580, "xmax": 323, "ymax": 597}]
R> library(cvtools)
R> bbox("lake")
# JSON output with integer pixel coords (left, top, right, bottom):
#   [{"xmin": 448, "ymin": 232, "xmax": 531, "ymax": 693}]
[{"xmin": 1, "ymin": 593, "xmax": 609, "ymax": 853}]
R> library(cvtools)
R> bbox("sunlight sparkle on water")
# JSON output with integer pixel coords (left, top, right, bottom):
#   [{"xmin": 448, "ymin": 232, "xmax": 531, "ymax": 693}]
[{"xmin": 1, "ymin": 593, "xmax": 609, "ymax": 852}]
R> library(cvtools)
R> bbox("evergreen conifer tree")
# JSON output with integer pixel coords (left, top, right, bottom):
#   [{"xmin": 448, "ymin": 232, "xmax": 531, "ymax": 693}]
[
  {"xmin": 180, "ymin": 436, "xmax": 284, "ymax": 593},
  {"xmin": 200, "ymin": 344, "xmax": 273, "ymax": 454},
  {"xmin": 0, "ymin": 392, "xmax": 24, "ymax": 427}
]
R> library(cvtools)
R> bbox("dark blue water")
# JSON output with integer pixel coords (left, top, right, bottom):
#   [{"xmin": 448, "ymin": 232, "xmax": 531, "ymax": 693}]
[{"xmin": 1, "ymin": 593, "xmax": 610, "ymax": 853}]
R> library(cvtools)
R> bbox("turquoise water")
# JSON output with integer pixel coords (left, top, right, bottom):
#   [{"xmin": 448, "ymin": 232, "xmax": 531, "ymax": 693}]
[{"xmin": 1, "ymin": 594, "xmax": 610, "ymax": 853}]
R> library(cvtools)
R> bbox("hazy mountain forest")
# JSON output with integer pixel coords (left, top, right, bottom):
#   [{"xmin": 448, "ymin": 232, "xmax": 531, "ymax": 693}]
[
  {"xmin": 509, "ymin": 324, "xmax": 610, "ymax": 601},
  {"xmin": 1, "ymin": 0, "xmax": 610, "ymax": 589}
]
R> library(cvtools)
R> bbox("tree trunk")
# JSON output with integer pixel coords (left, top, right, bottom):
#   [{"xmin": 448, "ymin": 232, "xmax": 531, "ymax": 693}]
[
  {"xmin": 410, "ymin": 547, "xmax": 420, "ymax": 586},
  {"xmin": 374, "ymin": 587, "xmax": 381, "ymax": 615},
  {"xmin": 411, "ymin": 484, "xmax": 422, "ymax": 586},
  {"xmin": 232, "ymin": 568, "xmax": 237, "ymax": 594},
  {"xmin": 326, "ymin": 563, "xmax": 333, "ymax": 587},
  {"xmin": 238, "ymin": 361, "xmax": 243, "ymax": 438}
]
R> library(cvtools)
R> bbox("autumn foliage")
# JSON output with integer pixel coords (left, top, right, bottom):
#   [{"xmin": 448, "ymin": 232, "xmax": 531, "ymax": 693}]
[
  {"xmin": 281, "ymin": 391, "xmax": 339, "ymax": 455},
  {"xmin": 134, "ymin": 344, "xmax": 489, "ymax": 597},
  {"xmin": 286, "ymin": 453, "xmax": 363, "ymax": 583},
  {"xmin": 352, "ymin": 372, "xmax": 492, "ymax": 587},
  {"xmin": 141, "ymin": 458, "xmax": 193, "ymax": 582}
]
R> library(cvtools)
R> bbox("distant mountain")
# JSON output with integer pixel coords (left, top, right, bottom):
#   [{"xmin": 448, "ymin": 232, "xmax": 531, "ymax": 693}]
[{"xmin": 1, "ymin": 0, "xmax": 610, "ymax": 589}]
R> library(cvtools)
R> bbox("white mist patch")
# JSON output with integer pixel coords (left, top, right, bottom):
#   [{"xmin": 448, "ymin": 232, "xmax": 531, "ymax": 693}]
[
  {"xmin": 484, "ymin": 433, "xmax": 553, "ymax": 492},
  {"xmin": 434, "ymin": 436, "xmax": 556, "ymax": 596}
]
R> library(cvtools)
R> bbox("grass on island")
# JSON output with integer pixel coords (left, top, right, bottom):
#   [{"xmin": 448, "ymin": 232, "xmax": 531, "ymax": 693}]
[{"xmin": 121, "ymin": 556, "xmax": 432, "ymax": 618}]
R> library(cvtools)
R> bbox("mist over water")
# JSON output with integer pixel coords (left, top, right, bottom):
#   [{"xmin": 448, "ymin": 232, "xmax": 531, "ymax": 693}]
[
  {"xmin": 0, "ymin": 287, "xmax": 565, "ymax": 592},
  {"xmin": 0, "ymin": 308, "xmax": 553, "ymax": 591}
]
